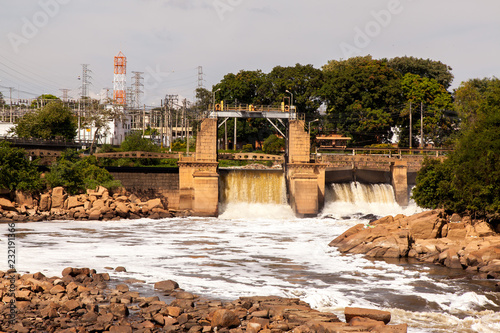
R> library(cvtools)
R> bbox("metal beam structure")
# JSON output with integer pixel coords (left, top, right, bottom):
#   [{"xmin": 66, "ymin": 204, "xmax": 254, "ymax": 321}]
[{"xmin": 208, "ymin": 110, "xmax": 296, "ymax": 119}]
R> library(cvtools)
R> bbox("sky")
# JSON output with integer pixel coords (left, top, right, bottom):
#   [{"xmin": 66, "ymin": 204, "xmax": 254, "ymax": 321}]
[{"xmin": 0, "ymin": 0, "xmax": 499, "ymax": 106}]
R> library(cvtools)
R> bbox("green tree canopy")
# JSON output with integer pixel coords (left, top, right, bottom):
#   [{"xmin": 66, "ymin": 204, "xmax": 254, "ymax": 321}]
[
  {"xmin": 399, "ymin": 73, "xmax": 455, "ymax": 147},
  {"xmin": 120, "ymin": 131, "xmax": 160, "ymax": 152},
  {"xmin": 45, "ymin": 150, "xmax": 120, "ymax": 195},
  {"xmin": 387, "ymin": 56, "xmax": 454, "ymax": 90},
  {"xmin": 257, "ymin": 64, "xmax": 323, "ymax": 120},
  {"xmin": 412, "ymin": 78, "xmax": 500, "ymax": 216},
  {"xmin": 30, "ymin": 94, "xmax": 60, "ymax": 108},
  {"xmin": 320, "ymin": 56, "xmax": 402, "ymax": 145},
  {"xmin": 214, "ymin": 70, "xmax": 266, "ymax": 105},
  {"xmin": 0, "ymin": 141, "xmax": 44, "ymax": 193},
  {"xmin": 10, "ymin": 101, "xmax": 77, "ymax": 141}
]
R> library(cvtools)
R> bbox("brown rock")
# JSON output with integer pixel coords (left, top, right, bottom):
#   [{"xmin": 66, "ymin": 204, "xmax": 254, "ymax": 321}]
[
  {"xmin": 63, "ymin": 299, "xmax": 81, "ymax": 311},
  {"xmin": 109, "ymin": 326, "xmax": 133, "ymax": 333},
  {"xmin": 211, "ymin": 309, "xmax": 241, "ymax": 329},
  {"xmin": 15, "ymin": 190, "xmax": 33, "ymax": 207},
  {"xmin": 50, "ymin": 284, "xmax": 66, "ymax": 294},
  {"xmin": 110, "ymin": 303, "xmax": 129, "ymax": 317},
  {"xmin": 153, "ymin": 313, "xmax": 165, "ymax": 325},
  {"xmin": 115, "ymin": 201, "xmax": 130, "ymax": 217},
  {"xmin": 39, "ymin": 193, "xmax": 52, "ymax": 212},
  {"xmin": 52, "ymin": 186, "xmax": 67, "ymax": 209},
  {"xmin": 81, "ymin": 311, "xmax": 98, "ymax": 322},
  {"xmin": 88, "ymin": 210, "xmax": 101, "ymax": 220},
  {"xmin": 67, "ymin": 196, "xmax": 84, "ymax": 210},
  {"xmin": 147, "ymin": 198, "xmax": 164, "ymax": 210},
  {"xmin": 177, "ymin": 312, "xmax": 192, "ymax": 325},
  {"xmin": 447, "ymin": 222, "xmax": 467, "ymax": 240},
  {"xmin": 345, "ymin": 307, "xmax": 391, "ymax": 325},
  {"xmin": 176, "ymin": 291, "xmax": 196, "ymax": 299},
  {"xmin": 116, "ymin": 284, "xmax": 129, "ymax": 293},
  {"xmin": 154, "ymin": 279, "xmax": 179, "ymax": 292},
  {"xmin": 115, "ymin": 266, "xmax": 127, "ymax": 272},
  {"xmin": 407, "ymin": 210, "xmax": 444, "ymax": 240},
  {"xmin": 167, "ymin": 306, "xmax": 182, "ymax": 317},
  {"xmin": 0, "ymin": 198, "xmax": 16, "ymax": 211}
]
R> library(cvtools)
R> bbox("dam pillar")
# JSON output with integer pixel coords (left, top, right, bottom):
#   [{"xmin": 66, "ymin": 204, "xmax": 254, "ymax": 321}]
[
  {"xmin": 391, "ymin": 160, "xmax": 408, "ymax": 206},
  {"xmin": 286, "ymin": 120, "xmax": 326, "ymax": 217},
  {"xmin": 178, "ymin": 118, "xmax": 219, "ymax": 217}
]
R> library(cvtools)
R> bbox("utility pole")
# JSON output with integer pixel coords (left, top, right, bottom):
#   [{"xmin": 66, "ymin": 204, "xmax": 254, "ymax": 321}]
[
  {"xmin": 8, "ymin": 87, "xmax": 14, "ymax": 123},
  {"xmin": 420, "ymin": 101, "xmax": 424, "ymax": 149},
  {"xmin": 409, "ymin": 101, "xmax": 412, "ymax": 149},
  {"xmin": 164, "ymin": 94, "xmax": 178, "ymax": 151},
  {"xmin": 234, "ymin": 117, "xmax": 237, "ymax": 150}
]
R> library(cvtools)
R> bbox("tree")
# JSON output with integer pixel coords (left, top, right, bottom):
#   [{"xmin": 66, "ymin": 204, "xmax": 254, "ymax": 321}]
[
  {"xmin": 30, "ymin": 94, "xmax": 60, "ymax": 108},
  {"xmin": 412, "ymin": 78, "xmax": 500, "ymax": 216},
  {"xmin": 400, "ymin": 73, "xmax": 455, "ymax": 147},
  {"xmin": 45, "ymin": 150, "xmax": 120, "ymax": 195},
  {"xmin": 454, "ymin": 78, "xmax": 500, "ymax": 127},
  {"xmin": 10, "ymin": 101, "xmax": 77, "ymax": 140},
  {"xmin": 258, "ymin": 64, "xmax": 323, "ymax": 120},
  {"xmin": 387, "ymin": 56, "xmax": 454, "ymax": 90},
  {"xmin": 120, "ymin": 131, "xmax": 160, "ymax": 152},
  {"xmin": 0, "ymin": 92, "xmax": 5, "ymax": 106},
  {"xmin": 263, "ymin": 134, "xmax": 285, "ymax": 154},
  {"xmin": 321, "ymin": 56, "xmax": 402, "ymax": 145},
  {"xmin": 194, "ymin": 87, "xmax": 213, "ymax": 114},
  {"xmin": 214, "ymin": 70, "xmax": 266, "ymax": 104},
  {"xmin": 0, "ymin": 141, "xmax": 44, "ymax": 193}
]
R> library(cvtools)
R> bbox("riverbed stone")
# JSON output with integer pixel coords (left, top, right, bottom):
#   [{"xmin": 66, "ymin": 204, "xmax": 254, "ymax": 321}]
[
  {"xmin": 154, "ymin": 279, "xmax": 179, "ymax": 292},
  {"xmin": 344, "ymin": 307, "xmax": 391, "ymax": 325},
  {"xmin": 211, "ymin": 309, "xmax": 241, "ymax": 328}
]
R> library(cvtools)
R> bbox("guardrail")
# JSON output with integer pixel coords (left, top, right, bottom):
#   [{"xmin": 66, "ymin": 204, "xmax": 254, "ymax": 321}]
[
  {"xmin": 211, "ymin": 103, "xmax": 295, "ymax": 113},
  {"xmin": 314, "ymin": 147, "xmax": 452, "ymax": 157}
]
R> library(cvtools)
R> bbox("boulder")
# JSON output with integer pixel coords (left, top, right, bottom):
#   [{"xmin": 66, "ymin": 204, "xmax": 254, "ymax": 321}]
[
  {"xmin": 154, "ymin": 280, "xmax": 179, "ymax": 292},
  {"xmin": 407, "ymin": 210, "xmax": 444, "ymax": 240},
  {"xmin": 344, "ymin": 307, "xmax": 391, "ymax": 325},
  {"xmin": 211, "ymin": 309, "xmax": 241, "ymax": 329},
  {"xmin": 110, "ymin": 303, "xmax": 129, "ymax": 317},
  {"xmin": 39, "ymin": 193, "xmax": 52, "ymax": 212},
  {"xmin": 67, "ymin": 196, "xmax": 84, "ymax": 210},
  {"xmin": 147, "ymin": 198, "xmax": 164, "ymax": 210},
  {"xmin": 15, "ymin": 190, "xmax": 33, "ymax": 207},
  {"xmin": 0, "ymin": 198, "xmax": 16, "ymax": 211},
  {"xmin": 115, "ymin": 202, "xmax": 130, "ymax": 218},
  {"xmin": 51, "ymin": 186, "xmax": 67, "ymax": 209}
]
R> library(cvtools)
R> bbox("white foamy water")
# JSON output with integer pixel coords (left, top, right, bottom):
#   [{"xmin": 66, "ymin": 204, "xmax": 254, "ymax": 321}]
[{"xmin": 1, "ymin": 182, "xmax": 499, "ymax": 332}]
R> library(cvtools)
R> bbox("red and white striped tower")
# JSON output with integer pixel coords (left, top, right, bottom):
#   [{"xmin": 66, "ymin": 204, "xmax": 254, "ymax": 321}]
[{"xmin": 113, "ymin": 51, "xmax": 126, "ymax": 105}]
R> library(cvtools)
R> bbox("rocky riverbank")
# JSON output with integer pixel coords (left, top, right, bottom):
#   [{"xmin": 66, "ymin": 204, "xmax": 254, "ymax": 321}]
[
  {"xmin": 0, "ymin": 186, "xmax": 189, "ymax": 223},
  {"xmin": 330, "ymin": 209, "xmax": 500, "ymax": 282},
  {"xmin": 0, "ymin": 267, "xmax": 407, "ymax": 332}
]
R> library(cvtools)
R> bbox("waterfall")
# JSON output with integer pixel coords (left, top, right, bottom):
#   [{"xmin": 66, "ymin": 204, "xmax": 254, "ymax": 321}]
[
  {"xmin": 330, "ymin": 182, "xmax": 396, "ymax": 204},
  {"xmin": 219, "ymin": 169, "xmax": 286, "ymax": 204},
  {"xmin": 323, "ymin": 182, "xmax": 423, "ymax": 217}
]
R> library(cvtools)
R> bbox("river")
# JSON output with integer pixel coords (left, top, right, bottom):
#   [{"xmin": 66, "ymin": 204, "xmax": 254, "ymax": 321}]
[{"xmin": 3, "ymin": 181, "xmax": 500, "ymax": 332}]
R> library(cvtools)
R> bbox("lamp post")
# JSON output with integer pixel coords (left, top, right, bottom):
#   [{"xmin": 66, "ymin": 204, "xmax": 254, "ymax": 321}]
[
  {"xmin": 308, "ymin": 118, "xmax": 319, "ymax": 136},
  {"xmin": 285, "ymin": 90, "xmax": 293, "ymax": 109},
  {"xmin": 212, "ymin": 88, "xmax": 220, "ymax": 112}
]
